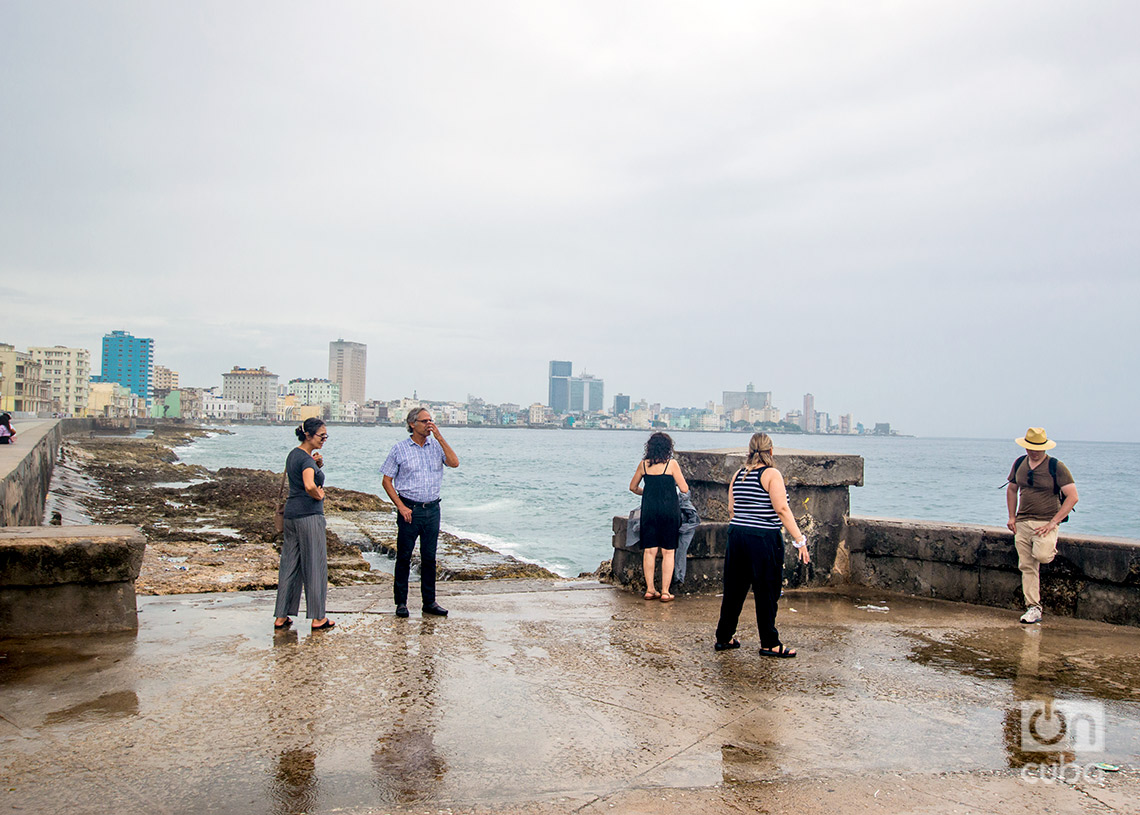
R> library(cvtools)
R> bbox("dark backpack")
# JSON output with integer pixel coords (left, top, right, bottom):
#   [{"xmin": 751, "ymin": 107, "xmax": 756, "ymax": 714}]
[{"xmin": 1009, "ymin": 455, "xmax": 1073, "ymax": 522}]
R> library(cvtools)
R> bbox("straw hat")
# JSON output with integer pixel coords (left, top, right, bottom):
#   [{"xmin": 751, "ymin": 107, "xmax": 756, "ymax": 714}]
[{"xmin": 1015, "ymin": 427, "xmax": 1056, "ymax": 451}]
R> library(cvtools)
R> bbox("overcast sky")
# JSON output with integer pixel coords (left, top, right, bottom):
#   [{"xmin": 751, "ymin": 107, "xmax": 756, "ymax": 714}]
[{"xmin": 2, "ymin": 2, "xmax": 1137, "ymax": 440}]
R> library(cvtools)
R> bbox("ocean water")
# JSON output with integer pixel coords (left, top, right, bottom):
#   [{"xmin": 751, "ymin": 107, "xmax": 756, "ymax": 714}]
[{"xmin": 174, "ymin": 426, "xmax": 1139, "ymax": 577}]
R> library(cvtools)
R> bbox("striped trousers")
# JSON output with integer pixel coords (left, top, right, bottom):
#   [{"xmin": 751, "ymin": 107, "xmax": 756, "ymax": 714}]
[{"xmin": 274, "ymin": 514, "xmax": 328, "ymax": 619}]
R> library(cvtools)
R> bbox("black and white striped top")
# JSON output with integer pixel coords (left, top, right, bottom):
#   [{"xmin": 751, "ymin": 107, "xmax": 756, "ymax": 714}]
[{"xmin": 730, "ymin": 466, "xmax": 781, "ymax": 530}]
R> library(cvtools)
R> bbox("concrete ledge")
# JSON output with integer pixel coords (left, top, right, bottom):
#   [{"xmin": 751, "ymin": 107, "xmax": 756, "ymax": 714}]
[
  {"xmin": 0, "ymin": 526, "xmax": 146, "ymax": 636},
  {"xmin": 847, "ymin": 516, "xmax": 1140, "ymax": 627}
]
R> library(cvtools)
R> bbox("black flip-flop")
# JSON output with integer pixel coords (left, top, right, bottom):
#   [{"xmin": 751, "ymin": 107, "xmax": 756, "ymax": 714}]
[
  {"xmin": 311, "ymin": 620, "xmax": 336, "ymax": 631},
  {"xmin": 274, "ymin": 619, "xmax": 292, "ymax": 629},
  {"xmin": 714, "ymin": 639, "xmax": 741, "ymax": 652},
  {"xmin": 759, "ymin": 645, "xmax": 796, "ymax": 658}
]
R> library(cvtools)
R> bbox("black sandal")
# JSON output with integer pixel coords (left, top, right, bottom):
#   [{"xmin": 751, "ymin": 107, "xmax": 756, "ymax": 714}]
[
  {"xmin": 759, "ymin": 644, "xmax": 796, "ymax": 658},
  {"xmin": 274, "ymin": 618, "xmax": 292, "ymax": 629},
  {"xmin": 714, "ymin": 639, "xmax": 741, "ymax": 652},
  {"xmin": 311, "ymin": 620, "xmax": 336, "ymax": 631}
]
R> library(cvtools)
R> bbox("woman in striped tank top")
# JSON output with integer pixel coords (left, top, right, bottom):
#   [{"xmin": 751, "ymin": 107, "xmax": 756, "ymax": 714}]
[{"xmin": 714, "ymin": 433, "xmax": 809, "ymax": 657}]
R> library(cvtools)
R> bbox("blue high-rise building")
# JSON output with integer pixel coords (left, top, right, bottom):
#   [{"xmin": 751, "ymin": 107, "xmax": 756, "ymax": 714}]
[
  {"xmin": 548, "ymin": 360, "xmax": 571, "ymax": 413},
  {"xmin": 97, "ymin": 330, "xmax": 154, "ymax": 401}
]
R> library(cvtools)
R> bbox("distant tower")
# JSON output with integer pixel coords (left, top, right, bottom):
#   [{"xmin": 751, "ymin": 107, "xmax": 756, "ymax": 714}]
[
  {"xmin": 328, "ymin": 339, "xmax": 367, "ymax": 405},
  {"xmin": 548, "ymin": 360, "xmax": 572, "ymax": 413},
  {"xmin": 98, "ymin": 330, "xmax": 154, "ymax": 402},
  {"xmin": 803, "ymin": 393, "xmax": 816, "ymax": 433}
]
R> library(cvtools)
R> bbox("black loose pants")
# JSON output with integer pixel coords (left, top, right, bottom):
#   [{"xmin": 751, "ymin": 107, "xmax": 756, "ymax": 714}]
[{"xmin": 715, "ymin": 525, "xmax": 785, "ymax": 649}]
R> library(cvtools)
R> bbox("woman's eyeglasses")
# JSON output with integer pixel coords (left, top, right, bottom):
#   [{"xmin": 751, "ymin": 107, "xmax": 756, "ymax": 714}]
[{"xmin": 316, "ymin": 433, "xmax": 329, "ymax": 440}]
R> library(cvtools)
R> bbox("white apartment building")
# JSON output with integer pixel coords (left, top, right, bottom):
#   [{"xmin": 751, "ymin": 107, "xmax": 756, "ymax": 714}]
[
  {"xmin": 203, "ymin": 387, "xmax": 253, "ymax": 421},
  {"xmin": 0, "ymin": 344, "xmax": 52, "ymax": 415},
  {"xmin": 221, "ymin": 367, "xmax": 279, "ymax": 418},
  {"xmin": 288, "ymin": 379, "xmax": 340, "ymax": 421},
  {"xmin": 28, "ymin": 345, "xmax": 91, "ymax": 416},
  {"xmin": 528, "ymin": 403, "xmax": 546, "ymax": 425}
]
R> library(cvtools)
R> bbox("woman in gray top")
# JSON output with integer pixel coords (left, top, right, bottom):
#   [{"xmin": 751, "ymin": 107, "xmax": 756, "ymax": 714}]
[{"xmin": 273, "ymin": 418, "xmax": 334, "ymax": 631}]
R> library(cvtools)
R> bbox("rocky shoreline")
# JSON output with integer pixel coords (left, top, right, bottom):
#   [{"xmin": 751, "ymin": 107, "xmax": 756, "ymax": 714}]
[{"xmin": 51, "ymin": 425, "xmax": 560, "ymax": 595}]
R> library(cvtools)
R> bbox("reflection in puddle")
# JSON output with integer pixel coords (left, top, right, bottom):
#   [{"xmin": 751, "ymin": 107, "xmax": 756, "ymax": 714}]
[
  {"xmin": 371, "ymin": 729, "xmax": 447, "ymax": 804},
  {"xmin": 269, "ymin": 748, "xmax": 318, "ymax": 815},
  {"xmin": 43, "ymin": 690, "xmax": 139, "ymax": 724}
]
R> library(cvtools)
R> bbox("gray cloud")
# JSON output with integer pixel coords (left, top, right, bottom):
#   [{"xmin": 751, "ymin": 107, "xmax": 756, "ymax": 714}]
[{"xmin": 2, "ymin": 1, "xmax": 1138, "ymax": 439}]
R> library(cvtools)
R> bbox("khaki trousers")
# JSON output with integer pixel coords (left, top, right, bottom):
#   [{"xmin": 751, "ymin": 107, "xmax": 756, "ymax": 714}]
[{"xmin": 1014, "ymin": 520, "xmax": 1058, "ymax": 609}]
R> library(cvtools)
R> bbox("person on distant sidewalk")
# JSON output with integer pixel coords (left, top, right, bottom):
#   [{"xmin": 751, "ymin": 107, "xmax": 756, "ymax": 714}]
[
  {"xmin": 0, "ymin": 413, "xmax": 15, "ymax": 444},
  {"xmin": 1006, "ymin": 427, "xmax": 1078, "ymax": 624},
  {"xmin": 381, "ymin": 408, "xmax": 459, "ymax": 619}
]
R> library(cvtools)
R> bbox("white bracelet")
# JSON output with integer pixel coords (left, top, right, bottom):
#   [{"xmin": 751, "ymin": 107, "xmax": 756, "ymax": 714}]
[{"xmin": 793, "ymin": 538, "xmax": 807, "ymax": 549}]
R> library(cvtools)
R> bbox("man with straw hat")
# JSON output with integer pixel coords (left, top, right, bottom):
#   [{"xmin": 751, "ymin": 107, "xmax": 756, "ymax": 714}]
[{"xmin": 1006, "ymin": 427, "xmax": 1079, "ymax": 624}]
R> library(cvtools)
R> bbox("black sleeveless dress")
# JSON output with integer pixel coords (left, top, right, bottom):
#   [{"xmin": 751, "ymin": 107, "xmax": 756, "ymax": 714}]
[{"xmin": 640, "ymin": 461, "xmax": 680, "ymax": 551}]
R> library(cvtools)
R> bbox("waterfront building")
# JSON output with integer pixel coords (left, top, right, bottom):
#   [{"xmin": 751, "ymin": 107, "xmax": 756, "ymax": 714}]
[
  {"xmin": 569, "ymin": 373, "xmax": 604, "ymax": 414},
  {"xmin": 203, "ymin": 387, "xmax": 252, "ymax": 421},
  {"xmin": 153, "ymin": 365, "xmax": 179, "ymax": 390},
  {"xmin": 630, "ymin": 406, "xmax": 651, "ymax": 429},
  {"xmin": 803, "ymin": 393, "xmax": 816, "ymax": 433},
  {"xmin": 839, "ymin": 414, "xmax": 852, "ymax": 435},
  {"xmin": 548, "ymin": 360, "xmax": 572, "ymax": 413},
  {"xmin": 528, "ymin": 403, "xmax": 546, "ymax": 425},
  {"xmin": 0, "ymin": 344, "xmax": 52, "ymax": 415},
  {"xmin": 723, "ymin": 383, "xmax": 772, "ymax": 412},
  {"xmin": 613, "ymin": 394, "xmax": 631, "ymax": 415},
  {"xmin": 360, "ymin": 401, "xmax": 389, "ymax": 424},
  {"xmin": 784, "ymin": 409, "xmax": 803, "ymax": 428},
  {"xmin": 816, "ymin": 412, "xmax": 830, "ymax": 433},
  {"xmin": 28, "ymin": 346, "xmax": 91, "ymax": 416},
  {"xmin": 97, "ymin": 330, "xmax": 154, "ymax": 402},
  {"xmin": 328, "ymin": 339, "xmax": 367, "ymax": 406},
  {"xmin": 88, "ymin": 380, "xmax": 132, "ymax": 418},
  {"xmin": 288, "ymin": 378, "xmax": 341, "ymax": 421},
  {"xmin": 221, "ymin": 366, "xmax": 279, "ymax": 419}
]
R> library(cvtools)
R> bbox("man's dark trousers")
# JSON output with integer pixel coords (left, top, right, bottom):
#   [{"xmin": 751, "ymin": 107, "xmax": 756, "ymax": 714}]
[{"xmin": 394, "ymin": 502, "xmax": 440, "ymax": 607}]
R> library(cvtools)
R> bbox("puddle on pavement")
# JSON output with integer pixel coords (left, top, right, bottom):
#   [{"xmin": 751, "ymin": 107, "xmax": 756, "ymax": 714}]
[{"xmin": 43, "ymin": 690, "xmax": 139, "ymax": 724}]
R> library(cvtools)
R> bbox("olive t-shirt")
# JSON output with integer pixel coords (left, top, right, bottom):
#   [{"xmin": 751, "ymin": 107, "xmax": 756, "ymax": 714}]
[
  {"xmin": 284, "ymin": 447, "xmax": 325, "ymax": 519},
  {"xmin": 1008, "ymin": 455, "xmax": 1074, "ymax": 522}
]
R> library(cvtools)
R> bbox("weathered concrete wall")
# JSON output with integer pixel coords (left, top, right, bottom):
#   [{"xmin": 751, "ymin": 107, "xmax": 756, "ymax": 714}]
[
  {"xmin": 612, "ymin": 447, "xmax": 864, "ymax": 593},
  {"xmin": 0, "ymin": 420, "xmax": 64, "ymax": 526},
  {"xmin": 0, "ymin": 525, "xmax": 146, "ymax": 636},
  {"xmin": 847, "ymin": 517, "xmax": 1140, "ymax": 627}
]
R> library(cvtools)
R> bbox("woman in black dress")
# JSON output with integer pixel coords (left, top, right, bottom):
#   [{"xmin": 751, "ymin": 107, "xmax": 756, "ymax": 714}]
[{"xmin": 629, "ymin": 432, "xmax": 689, "ymax": 602}]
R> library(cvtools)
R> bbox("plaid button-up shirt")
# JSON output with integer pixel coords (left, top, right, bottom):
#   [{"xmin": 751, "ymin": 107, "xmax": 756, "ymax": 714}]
[{"xmin": 380, "ymin": 436, "xmax": 446, "ymax": 502}]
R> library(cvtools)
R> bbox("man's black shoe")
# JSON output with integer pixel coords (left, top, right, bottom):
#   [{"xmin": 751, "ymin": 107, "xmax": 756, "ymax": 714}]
[
  {"xmin": 395, "ymin": 604, "xmax": 409, "ymax": 618},
  {"xmin": 423, "ymin": 603, "xmax": 448, "ymax": 617}
]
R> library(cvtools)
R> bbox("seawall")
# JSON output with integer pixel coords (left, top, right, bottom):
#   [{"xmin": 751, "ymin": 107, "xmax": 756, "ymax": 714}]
[{"xmin": 612, "ymin": 446, "xmax": 1140, "ymax": 627}]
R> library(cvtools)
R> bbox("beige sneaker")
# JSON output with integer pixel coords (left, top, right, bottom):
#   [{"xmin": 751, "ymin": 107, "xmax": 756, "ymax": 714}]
[{"xmin": 1020, "ymin": 606, "xmax": 1042, "ymax": 624}]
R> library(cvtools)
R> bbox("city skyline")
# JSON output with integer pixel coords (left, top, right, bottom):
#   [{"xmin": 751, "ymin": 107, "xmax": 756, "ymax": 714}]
[{"xmin": 3, "ymin": 4, "xmax": 1137, "ymax": 441}]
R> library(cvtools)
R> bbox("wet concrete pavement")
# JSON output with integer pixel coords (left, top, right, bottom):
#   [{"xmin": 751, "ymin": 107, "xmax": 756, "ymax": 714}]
[{"xmin": 2, "ymin": 581, "xmax": 1138, "ymax": 814}]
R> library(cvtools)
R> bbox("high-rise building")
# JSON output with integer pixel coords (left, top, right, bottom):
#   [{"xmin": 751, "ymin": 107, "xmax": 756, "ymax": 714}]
[
  {"xmin": 222, "ymin": 366, "xmax": 279, "ymax": 418},
  {"xmin": 569, "ymin": 373, "xmax": 604, "ymax": 413},
  {"xmin": 96, "ymin": 330, "xmax": 154, "ymax": 402},
  {"xmin": 803, "ymin": 393, "xmax": 816, "ymax": 433},
  {"xmin": 613, "ymin": 393, "xmax": 631, "ymax": 415},
  {"xmin": 839, "ymin": 414, "xmax": 852, "ymax": 435},
  {"xmin": 28, "ymin": 346, "xmax": 91, "ymax": 416},
  {"xmin": 328, "ymin": 339, "xmax": 367, "ymax": 405},
  {"xmin": 548, "ymin": 360, "xmax": 572, "ymax": 413},
  {"xmin": 722, "ymin": 383, "xmax": 772, "ymax": 412}
]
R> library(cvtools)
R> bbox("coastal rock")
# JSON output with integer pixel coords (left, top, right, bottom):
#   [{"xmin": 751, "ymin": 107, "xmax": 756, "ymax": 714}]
[{"xmin": 59, "ymin": 426, "xmax": 560, "ymax": 595}]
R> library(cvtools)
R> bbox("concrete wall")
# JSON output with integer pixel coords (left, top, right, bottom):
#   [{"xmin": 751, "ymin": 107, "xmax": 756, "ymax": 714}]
[
  {"xmin": 0, "ymin": 420, "xmax": 63, "ymax": 526},
  {"xmin": 611, "ymin": 447, "xmax": 864, "ymax": 594},
  {"xmin": 847, "ymin": 517, "xmax": 1140, "ymax": 627},
  {"xmin": 0, "ymin": 525, "xmax": 146, "ymax": 635}
]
